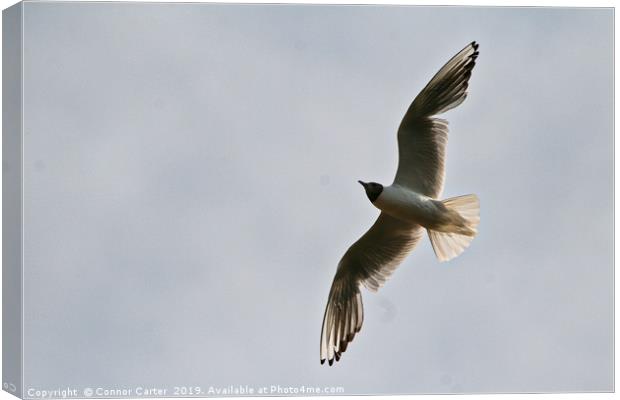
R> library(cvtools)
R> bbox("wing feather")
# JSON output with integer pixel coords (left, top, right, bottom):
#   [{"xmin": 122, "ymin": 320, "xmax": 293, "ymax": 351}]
[
  {"xmin": 394, "ymin": 42, "xmax": 479, "ymax": 198},
  {"xmin": 320, "ymin": 214, "xmax": 422, "ymax": 365}
]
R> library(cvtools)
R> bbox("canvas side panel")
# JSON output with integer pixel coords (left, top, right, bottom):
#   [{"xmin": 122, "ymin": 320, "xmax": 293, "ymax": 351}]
[{"xmin": 3, "ymin": 2, "xmax": 23, "ymax": 398}]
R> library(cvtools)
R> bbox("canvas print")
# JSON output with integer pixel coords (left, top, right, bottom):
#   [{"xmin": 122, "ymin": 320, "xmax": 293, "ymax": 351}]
[{"xmin": 2, "ymin": 2, "xmax": 613, "ymax": 398}]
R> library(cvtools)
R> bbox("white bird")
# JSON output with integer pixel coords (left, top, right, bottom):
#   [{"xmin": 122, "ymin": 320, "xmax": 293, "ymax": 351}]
[{"xmin": 320, "ymin": 42, "xmax": 480, "ymax": 366}]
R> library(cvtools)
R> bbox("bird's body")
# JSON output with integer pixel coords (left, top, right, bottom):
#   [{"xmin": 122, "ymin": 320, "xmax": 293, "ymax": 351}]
[
  {"xmin": 320, "ymin": 42, "xmax": 481, "ymax": 366},
  {"xmin": 375, "ymin": 184, "xmax": 477, "ymax": 236},
  {"xmin": 374, "ymin": 184, "xmax": 446, "ymax": 229}
]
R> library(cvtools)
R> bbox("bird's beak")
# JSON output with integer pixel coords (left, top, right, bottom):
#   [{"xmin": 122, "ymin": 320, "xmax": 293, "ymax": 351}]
[{"xmin": 358, "ymin": 180, "xmax": 368, "ymax": 189}]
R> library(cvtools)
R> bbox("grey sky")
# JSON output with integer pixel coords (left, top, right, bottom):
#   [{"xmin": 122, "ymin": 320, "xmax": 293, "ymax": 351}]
[{"xmin": 19, "ymin": 3, "xmax": 612, "ymax": 394}]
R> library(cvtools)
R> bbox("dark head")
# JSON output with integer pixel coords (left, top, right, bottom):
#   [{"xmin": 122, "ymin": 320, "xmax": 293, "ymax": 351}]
[{"xmin": 358, "ymin": 180, "xmax": 383, "ymax": 203}]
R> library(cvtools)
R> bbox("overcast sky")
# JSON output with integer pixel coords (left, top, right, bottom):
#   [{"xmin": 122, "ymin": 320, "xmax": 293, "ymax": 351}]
[{"xmin": 19, "ymin": 3, "xmax": 612, "ymax": 395}]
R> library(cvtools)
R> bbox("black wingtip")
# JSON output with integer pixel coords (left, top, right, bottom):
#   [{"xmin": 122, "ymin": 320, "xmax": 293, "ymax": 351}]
[
  {"xmin": 328, "ymin": 358, "xmax": 334, "ymax": 366},
  {"xmin": 471, "ymin": 41, "xmax": 479, "ymax": 50},
  {"xmin": 320, "ymin": 359, "xmax": 325, "ymax": 365}
]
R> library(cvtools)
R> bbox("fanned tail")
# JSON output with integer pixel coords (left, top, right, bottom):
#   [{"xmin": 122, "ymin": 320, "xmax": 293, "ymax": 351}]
[{"xmin": 428, "ymin": 194, "xmax": 480, "ymax": 262}]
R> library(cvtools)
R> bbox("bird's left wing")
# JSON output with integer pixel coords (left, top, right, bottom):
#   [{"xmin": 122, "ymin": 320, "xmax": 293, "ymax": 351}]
[
  {"xmin": 320, "ymin": 213, "xmax": 422, "ymax": 365},
  {"xmin": 394, "ymin": 42, "xmax": 479, "ymax": 198}
]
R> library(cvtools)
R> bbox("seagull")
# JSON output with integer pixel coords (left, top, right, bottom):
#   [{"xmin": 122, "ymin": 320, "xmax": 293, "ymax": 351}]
[{"xmin": 320, "ymin": 42, "xmax": 480, "ymax": 366}]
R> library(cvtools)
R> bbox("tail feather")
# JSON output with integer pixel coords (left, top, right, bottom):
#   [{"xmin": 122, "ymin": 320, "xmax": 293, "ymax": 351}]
[{"xmin": 428, "ymin": 194, "xmax": 479, "ymax": 262}]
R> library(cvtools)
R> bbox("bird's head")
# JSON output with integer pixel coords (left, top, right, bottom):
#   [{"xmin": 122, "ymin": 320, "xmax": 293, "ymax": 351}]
[{"xmin": 358, "ymin": 180, "xmax": 383, "ymax": 203}]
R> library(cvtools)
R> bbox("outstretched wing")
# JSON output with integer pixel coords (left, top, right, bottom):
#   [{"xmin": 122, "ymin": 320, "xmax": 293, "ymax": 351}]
[
  {"xmin": 320, "ymin": 213, "xmax": 422, "ymax": 365},
  {"xmin": 394, "ymin": 42, "xmax": 479, "ymax": 198}
]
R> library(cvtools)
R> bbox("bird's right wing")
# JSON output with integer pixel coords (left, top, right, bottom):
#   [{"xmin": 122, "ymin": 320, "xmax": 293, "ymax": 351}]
[{"xmin": 320, "ymin": 213, "xmax": 422, "ymax": 365}]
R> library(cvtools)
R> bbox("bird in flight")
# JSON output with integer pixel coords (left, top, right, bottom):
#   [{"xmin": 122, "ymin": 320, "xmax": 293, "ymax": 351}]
[{"xmin": 320, "ymin": 42, "xmax": 480, "ymax": 366}]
